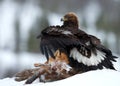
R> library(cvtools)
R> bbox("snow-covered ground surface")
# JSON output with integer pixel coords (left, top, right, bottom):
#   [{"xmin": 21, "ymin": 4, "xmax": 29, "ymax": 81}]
[
  {"xmin": 0, "ymin": 50, "xmax": 46, "ymax": 79},
  {"xmin": 0, "ymin": 49, "xmax": 120, "ymax": 86},
  {"xmin": 0, "ymin": 69, "xmax": 120, "ymax": 86}
]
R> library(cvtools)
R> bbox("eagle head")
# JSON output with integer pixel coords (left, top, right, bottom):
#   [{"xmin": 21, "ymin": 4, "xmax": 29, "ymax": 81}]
[{"xmin": 61, "ymin": 12, "xmax": 79, "ymax": 28}]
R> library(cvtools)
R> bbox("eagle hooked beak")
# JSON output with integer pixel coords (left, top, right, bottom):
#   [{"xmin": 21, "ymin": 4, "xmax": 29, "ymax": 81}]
[{"xmin": 61, "ymin": 17, "xmax": 68, "ymax": 22}]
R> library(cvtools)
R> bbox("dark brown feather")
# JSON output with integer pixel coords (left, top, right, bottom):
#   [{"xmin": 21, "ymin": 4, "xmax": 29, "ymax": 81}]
[{"xmin": 37, "ymin": 12, "xmax": 118, "ymax": 72}]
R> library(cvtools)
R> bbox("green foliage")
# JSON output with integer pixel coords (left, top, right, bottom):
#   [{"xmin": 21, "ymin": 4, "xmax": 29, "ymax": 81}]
[
  {"xmin": 81, "ymin": 17, "xmax": 87, "ymax": 28},
  {"xmin": 96, "ymin": 13, "xmax": 120, "ymax": 35},
  {"xmin": 27, "ymin": 14, "xmax": 49, "ymax": 53},
  {"xmin": 15, "ymin": 19, "xmax": 20, "ymax": 53},
  {"xmin": 27, "ymin": 30, "xmax": 39, "ymax": 53}
]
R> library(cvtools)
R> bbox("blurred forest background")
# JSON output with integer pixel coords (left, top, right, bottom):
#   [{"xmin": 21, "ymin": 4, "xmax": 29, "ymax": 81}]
[{"xmin": 0, "ymin": 0, "xmax": 120, "ymax": 79}]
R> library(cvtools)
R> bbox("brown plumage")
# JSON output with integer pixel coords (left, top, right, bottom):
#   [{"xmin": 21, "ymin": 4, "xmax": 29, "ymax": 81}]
[
  {"xmin": 61, "ymin": 12, "xmax": 79, "ymax": 28},
  {"xmin": 15, "ymin": 12, "xmax": 118, "ymax": 84},
  {"xmin": 37, "ymin": 12, "xmax": 118, "ymax": 72}
]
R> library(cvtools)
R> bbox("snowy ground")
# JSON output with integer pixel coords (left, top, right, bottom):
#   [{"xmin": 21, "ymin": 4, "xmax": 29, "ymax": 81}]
[
  {"xmin": 0, "ymin": 50, "xmax": 46, "ymax": 79},
  {"xmin": 0, "ymin": 50, "xmax": 120, "ymax": 86},
  {"xmin": 0, "ymin": 69, "xmax": 120, "ymax": 86}
]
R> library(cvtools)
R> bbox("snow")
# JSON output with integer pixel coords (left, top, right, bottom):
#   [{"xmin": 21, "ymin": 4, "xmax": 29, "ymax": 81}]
[
  {"xmin": 0, "ymin": 50, "xmax": 46, "ymax": 78},
  {"xmin": 0, "ymin": 69, "xmax": 120, "ymax": 86},
  {"xmin": 1, "ymin": 50, "xmax": 119, "ymax": 85}
]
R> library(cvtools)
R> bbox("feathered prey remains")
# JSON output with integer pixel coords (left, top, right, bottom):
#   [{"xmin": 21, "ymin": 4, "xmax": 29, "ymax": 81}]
[{"xmin": 15, "ymin": 50, "xmax": 79, "ymax": 84}]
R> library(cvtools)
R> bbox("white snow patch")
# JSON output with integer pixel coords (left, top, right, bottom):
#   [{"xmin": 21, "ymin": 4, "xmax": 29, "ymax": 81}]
[
  {"xmin": 0, "ymin": 69, "xmax": 120, "ymax": 86},
  {"xmin": 0, "ymin": 50, "xmax": 46, "ymax": 78}
]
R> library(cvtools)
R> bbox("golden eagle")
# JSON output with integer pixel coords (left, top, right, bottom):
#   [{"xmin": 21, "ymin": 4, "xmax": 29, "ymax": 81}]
[{"xmin": 37, "ymin": 12, "xmax": 117, "ymax": 72}]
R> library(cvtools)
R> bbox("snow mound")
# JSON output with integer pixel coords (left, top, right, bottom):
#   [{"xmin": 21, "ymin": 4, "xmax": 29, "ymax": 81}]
[{"xmin": 0, "ymin": 69, "xmax": 120, "ymax": 86}]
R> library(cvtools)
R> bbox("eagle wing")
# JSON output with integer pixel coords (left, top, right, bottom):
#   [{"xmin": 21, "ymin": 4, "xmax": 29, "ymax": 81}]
[
  {"xmin": 38, "ymin": 26, "xmax": 117, "ymax": 71},
  {"xmin": 70, "ymin": 29, "xmax": 117, "ymax": 69},
  {"xmin": 38, "ymin": 26, "xmax": 86, "ymax": 60}
]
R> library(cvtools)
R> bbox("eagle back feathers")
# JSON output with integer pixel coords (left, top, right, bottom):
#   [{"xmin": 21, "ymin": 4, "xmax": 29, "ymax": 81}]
[{"xmin": 38, "ymin": 12, "xmax": 118, "ymax": 72}]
